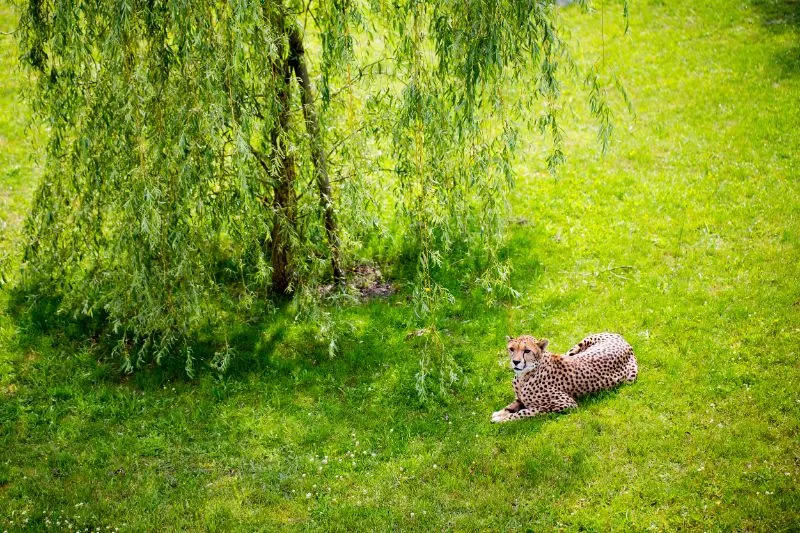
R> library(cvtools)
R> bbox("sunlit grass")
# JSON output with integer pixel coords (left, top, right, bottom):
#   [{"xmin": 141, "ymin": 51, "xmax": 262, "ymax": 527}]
[{"xmin": 1, "ymin": 0, "xmax": 799, "ymax": 530}]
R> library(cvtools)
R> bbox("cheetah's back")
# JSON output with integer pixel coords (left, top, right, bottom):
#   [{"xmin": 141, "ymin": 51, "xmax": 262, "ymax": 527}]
[{"xmin": 564, "ymin": 333, "xmax": 637, "ymax": 397}]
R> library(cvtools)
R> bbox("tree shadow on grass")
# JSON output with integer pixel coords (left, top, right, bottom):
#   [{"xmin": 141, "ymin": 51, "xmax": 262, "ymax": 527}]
[
  {"xmin": 750, "ymin": 0, "xmax": 800, "ymax": 30},
  {"xmin": 749, "ymin": 0, "xmax": 800, "ymax": 77},
  {"xmin": 770, "ymin": 44, "xmax": 800, "ymax": 77},
  {"xmin": 0, "ymin": 223, "xmax": 611, "ymax": 527},
  {"xmin": 1, "ymin": 296, "xmax": 425, "ymax": 513}
]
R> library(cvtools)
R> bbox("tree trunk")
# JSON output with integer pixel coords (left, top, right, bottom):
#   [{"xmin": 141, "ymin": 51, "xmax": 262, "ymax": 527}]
[
  {"xmin": 269, "ymin": 55, "xmax": 297, "ymax": 296},
  {"xmin": 288, "ymin": 25, "xmax": 345, "ymax": 287}
]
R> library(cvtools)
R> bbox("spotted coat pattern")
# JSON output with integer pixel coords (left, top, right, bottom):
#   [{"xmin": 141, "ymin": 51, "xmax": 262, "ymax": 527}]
[{"xmin": 491, "ymin": 333, "xmax": 637, "ymax": 423}]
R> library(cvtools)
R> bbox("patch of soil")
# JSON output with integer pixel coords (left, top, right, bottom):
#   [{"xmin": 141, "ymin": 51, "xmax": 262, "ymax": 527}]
[
  {"xmin": 351, "ymin": 264, "xmax": 396, "ymax": 298},
  {"xmin": 318, "ymin": 263, "xmax": 396, "ymax": 299}
]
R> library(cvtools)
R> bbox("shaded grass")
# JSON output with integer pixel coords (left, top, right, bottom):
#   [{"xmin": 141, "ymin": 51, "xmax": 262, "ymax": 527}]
[{"xmin": 1, "ymin": 0, "xmax": 800, "ymax": 531}]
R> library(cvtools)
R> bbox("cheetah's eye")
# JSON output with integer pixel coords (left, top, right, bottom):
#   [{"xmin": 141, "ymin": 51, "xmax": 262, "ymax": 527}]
[{"xmin": 523, "ymin": 349, "xmax": 531, "ymax": 354}]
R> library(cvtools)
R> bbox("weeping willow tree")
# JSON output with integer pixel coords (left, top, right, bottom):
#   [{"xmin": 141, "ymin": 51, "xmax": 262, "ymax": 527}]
[{"xmin": 17, "ymin": 0, "xmax": 625, "ymax": 377}]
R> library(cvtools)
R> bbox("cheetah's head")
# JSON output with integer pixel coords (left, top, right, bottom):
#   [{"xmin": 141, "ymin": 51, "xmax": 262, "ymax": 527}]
[{"xmin": 505, "ymin": 335, "xmax": 549, "ymax": 375}]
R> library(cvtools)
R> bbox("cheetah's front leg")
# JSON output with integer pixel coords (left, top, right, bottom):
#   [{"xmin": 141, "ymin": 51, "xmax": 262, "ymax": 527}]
[
  {"xmin": 496, "ymin": 407, "xmax": 542, "ymax": 422},
  {"xmin": 494, "ymin": 393, "xmax": 578, "ymax": 423},
  {"xmin": 491, "ymin": 399, "xmax": 524, "ymax": 422}
]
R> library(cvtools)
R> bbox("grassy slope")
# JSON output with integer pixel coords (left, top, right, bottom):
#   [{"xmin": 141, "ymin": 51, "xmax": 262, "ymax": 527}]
[{"xmin": 1, "ymin": 0, "xmax": 799, "ymax": 531}]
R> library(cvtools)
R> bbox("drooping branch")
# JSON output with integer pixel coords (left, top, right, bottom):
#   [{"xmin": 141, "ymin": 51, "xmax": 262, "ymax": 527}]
[
  {"xmin": 288, "ymin": 24, "xmax": 345, "ymax": 287},
  {"xmin": 15, "ymin": 0, "xmax": 626, "ymax": 375}
]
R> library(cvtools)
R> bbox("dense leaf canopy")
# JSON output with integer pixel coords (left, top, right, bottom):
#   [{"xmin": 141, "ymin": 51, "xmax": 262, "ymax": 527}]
[{"xmin": 17, "ymin": 0, "xmax": 619, "ymax": 376}]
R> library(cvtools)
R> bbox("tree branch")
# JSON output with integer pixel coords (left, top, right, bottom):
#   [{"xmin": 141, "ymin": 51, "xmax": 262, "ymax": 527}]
[{"xmin": 288, "ymin": 23, "xmax": 344, "ymax": 286}]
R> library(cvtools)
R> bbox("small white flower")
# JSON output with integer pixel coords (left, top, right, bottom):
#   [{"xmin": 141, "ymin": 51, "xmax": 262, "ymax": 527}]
[{"xmin": 306, "ymin": 492, "xmax": 312, "ymax": 499}]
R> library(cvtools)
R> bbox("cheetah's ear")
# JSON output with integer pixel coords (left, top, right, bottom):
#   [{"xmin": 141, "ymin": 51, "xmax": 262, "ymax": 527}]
[
  {"xmin": 505, "ymin": 335, "xmax": 512, "ymax": 343},
  {"xmin": 537, "ymin": 338, "xmax": 549, "ymax": 351}
]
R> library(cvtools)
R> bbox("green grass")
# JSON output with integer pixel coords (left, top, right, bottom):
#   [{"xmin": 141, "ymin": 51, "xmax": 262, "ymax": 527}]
[{"xmin": 2, "ymin": 0, "xmax": 800, "ymax": 530}]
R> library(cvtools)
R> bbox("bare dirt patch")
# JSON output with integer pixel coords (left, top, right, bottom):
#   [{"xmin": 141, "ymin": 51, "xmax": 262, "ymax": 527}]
[{"xmin": 319, "ymin": 263, "xmax": 395, "ymax": 299}]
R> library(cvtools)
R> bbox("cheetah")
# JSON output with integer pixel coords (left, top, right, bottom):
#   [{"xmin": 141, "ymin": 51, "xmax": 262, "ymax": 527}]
[{"xmin": 491, "ymin": 333, "xmax": 637, "ymax": 423}]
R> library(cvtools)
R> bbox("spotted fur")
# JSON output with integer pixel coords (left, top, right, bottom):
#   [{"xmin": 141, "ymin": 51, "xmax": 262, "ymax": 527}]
[{"xmin": 491, "ymin": 333, "xmax": 637, "ymax": 423}]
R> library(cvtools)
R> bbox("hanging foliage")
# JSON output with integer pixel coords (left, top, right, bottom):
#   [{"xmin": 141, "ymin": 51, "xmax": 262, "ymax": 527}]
[{"xmin": 17, "ymin": 0, "xmax": 625, "ymax": 377}]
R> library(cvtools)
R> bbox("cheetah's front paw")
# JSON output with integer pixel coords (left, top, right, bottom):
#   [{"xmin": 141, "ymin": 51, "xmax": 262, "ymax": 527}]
[{"xmin": 491, "ymin": 409, "xmax": 511, "ymax": 423}]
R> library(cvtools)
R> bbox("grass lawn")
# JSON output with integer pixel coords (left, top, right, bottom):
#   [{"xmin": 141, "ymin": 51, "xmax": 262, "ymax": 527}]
[{"xmin": 2, "ymin": 0, "xmax": 800, "ymax": 530}]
